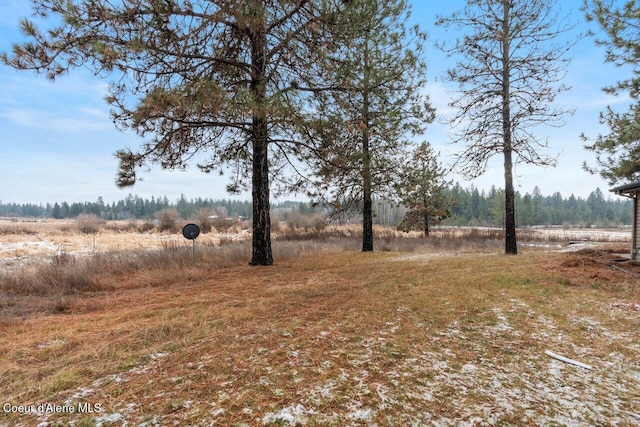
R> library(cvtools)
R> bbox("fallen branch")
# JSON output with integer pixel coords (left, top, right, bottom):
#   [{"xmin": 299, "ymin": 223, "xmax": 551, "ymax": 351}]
[
  {"xmin": 545, "ymin": 350, "xmax": 593, "ymax": 370},
  {"xmin": 607, "ymin": 263, "xmax": 640, "ymax": 277}
]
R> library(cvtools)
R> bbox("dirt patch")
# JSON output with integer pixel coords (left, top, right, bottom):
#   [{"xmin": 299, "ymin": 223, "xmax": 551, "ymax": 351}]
[{"xmin": 559, "ymin": 247, "xmax": 640, "ymax": 284}]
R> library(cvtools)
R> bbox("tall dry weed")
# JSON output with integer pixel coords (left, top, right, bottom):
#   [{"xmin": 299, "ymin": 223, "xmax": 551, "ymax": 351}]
[{"xmin": 0, "ymin": 225, "xmax": 620, "ymax": 319}]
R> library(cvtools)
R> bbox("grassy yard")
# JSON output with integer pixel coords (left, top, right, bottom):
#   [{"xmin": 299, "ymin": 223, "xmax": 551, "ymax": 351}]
[{"xmin": 1, "ymin": 245, "xmax": 639, "ymax": 426}]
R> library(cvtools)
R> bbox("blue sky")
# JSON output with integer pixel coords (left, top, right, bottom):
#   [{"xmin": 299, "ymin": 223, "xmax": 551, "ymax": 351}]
[{"xmin": 0, "ymin": 0, "xmax": 632, "ymax": 205}]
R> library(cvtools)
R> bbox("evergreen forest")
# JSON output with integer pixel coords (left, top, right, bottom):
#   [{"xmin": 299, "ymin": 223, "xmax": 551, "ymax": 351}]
[{"xmin": 0, "ymin": 184, "xmax": 631, "ymax": 229}]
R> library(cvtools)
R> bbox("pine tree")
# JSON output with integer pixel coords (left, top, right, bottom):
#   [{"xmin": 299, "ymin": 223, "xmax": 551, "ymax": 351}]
[
  {"xmin": 51, "ymin": 202, "xmax": 62, "ymax": 219},
  {"xmin": 300, "ymin": 0, "xmax": 434, "ymax": 251},
  {"xmin": 582, "ymin": 0, "xmax": 640, "ymax": 183},
  {"xmin": 1, "ymin": 0, "xmax": 349, "ymax": 266},
  {"xmin": 395, "ymin": 142, "xmax": 451, "ymax": 237},
  {"xmin": 436, "ymin": 0, "xmax": 576, "ymax": 254}
]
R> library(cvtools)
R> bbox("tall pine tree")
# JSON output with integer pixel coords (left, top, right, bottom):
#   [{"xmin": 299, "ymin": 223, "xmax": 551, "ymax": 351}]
[
  {"xmin": 300, "ymin": 0, "xmax": 434, "ymax": 251},
  {"xmin": 1, "ymin": 0, "xmax": 354, "ymax": 265},
  {"xmin": 395, "ymin": 142, "xmax": 451, "ymax": 237},
  {"xmin": 437, "ymin": 0, "xmax": 576, "ymax": 254},
  {"xmin": 583, "ymin": 0, "xmax": 640, "ymax": 183}
]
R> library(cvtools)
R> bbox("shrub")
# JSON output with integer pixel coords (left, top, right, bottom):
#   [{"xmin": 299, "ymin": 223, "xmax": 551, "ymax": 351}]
[
  {"xmin": 286, "ymin": 212, "xmax": 327, "ymax": 232},
  {"xmin": 311, "ymin": 214, "xmax": 327, "ymax": 232},
  {"xmin": 156, "ymin": 209, "xmax": 181, "ymax": 232},
  {"xmin": 137, "ymin": 221, "xmax": 155, "ymax": 233},
  {"xmin": 286, "ymin": 212, "xmax": 304, "ymax": 231},
  {"xmin": 196, "ymin": 208, "xmax": 214, "ymax": 234},
  {"xmin": 76, "ymin": 214, "xmax": 105, "ymax": 234},
  {"xmin": 210, "ymin": 213, "xmax": 237, "ymax": 232},
  {"xmin": 271, "ymin": 211, "xmax": 282, "ymax": 232}
]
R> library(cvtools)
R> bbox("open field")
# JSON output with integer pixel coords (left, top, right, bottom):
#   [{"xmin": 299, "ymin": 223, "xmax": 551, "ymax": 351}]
[
  {"xmin": 1, "ymin": 225, "xmax": 639, "ymax": 426},
  {"xmin": 0, "ymin": 218, "xmax": 630, "ymax": 270},
  {"xmin": 0, "ymin": 219, "xmax": 250, "ymax": 271}
]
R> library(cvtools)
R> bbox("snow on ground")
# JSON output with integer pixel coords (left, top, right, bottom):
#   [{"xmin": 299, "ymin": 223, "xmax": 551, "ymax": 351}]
[
  {"xmin": 253, "ymin": 302, "xmax": 638, "ymax": 426},
  {"xmin": 0, "ymin": 225, "xmax": 628, "ymax": 271},
  {"xmin": 31, "ymin": 352, "xmax": 171, "ymax": 427},
  {"xmin": 5, "ymin": 226, "xmax": 638, "ymax": 425},
  {"xmin": 0, "ymin": 230, "xmax": 248, "ymax": 271},
  {"xmin": 38, "ymin": 299, "xmax": 639, "ymax": 426}
]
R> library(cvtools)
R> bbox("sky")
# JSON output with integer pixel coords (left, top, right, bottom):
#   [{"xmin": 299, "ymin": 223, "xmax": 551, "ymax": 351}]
[{"xmin": 0, "ymin": 0, "xmax": 633, "ymax": 205}]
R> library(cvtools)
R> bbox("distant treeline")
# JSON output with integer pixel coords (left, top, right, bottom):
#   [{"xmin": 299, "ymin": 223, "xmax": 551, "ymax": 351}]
[
  {"xmin": 0, "ymin": 184, "xmax": 633, "ymax": 227},
  {"xmin": 442, "ymin": 184, "xmax": 632, "ymax": 228},
  {"xmin": 366, "ymin": 185, "xmax": 632, "ymax": 228},
  {"xmin": 0, "ymin": 194, "xmax": 249, "ymax": 220},
  {"xmin": 0, "ymin": 194, "xmax": 316, "ymax": 222}
]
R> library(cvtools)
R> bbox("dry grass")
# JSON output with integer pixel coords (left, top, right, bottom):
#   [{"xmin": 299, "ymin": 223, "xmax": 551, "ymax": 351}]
[
  {"xmin": 0, "ymin": 225, "xmax": 523, "ymax": 318},
  {"xmin": 0, "ymin": 242, "xmax": 639, "ymax": 426},
  {"xmin": 0, "ymin": 237, "xmax": 358, "ymax": 318}
]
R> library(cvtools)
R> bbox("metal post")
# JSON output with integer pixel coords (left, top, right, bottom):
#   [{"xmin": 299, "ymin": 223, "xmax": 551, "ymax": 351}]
[{"xmin": 633, "ymin": 195, "xmax": 638, "ymax": 260}]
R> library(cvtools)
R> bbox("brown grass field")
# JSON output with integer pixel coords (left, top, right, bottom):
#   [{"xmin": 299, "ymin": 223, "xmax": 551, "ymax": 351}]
[{"xmin": 1, "ymin": 223, "xmax": 639, "ymax": 426}]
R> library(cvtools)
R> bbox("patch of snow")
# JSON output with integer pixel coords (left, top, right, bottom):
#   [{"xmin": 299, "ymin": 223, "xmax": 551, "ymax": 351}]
[
  {"xmin": 346, "ymin": 406, "xmax": 373, "ymax": 422},
  {"xmin": 94, "ymin": 412, "xmax": 123, "ymax": 426},
  {"xmin": 65, "ymin": 386, "xmax": 95, "ymax": 405},
  {"xmin": 485, "ymin": 307, "xmax": 518, "ymax": 335},
  {"xmin": 262, "ymin": 404, "xmax": 311, "ymax": 425},
  {"xmin": 288, "ymin": 350, "xmax": 300, "ymax": 358},
  {"xmin": 461, "ymin": 364, "xmax": 477, "ymax": 373},
  {"xmin": 137, "ymin": 415, "xmax": 161, "ymax": 427},
  {"xmin": 150, "ymin": 352, "xmax": 169, "ymax": 360},
  {"xmin": 123, "ymin": 403, "xmax": 137, "ymax": 414},
  {"xmin": 210, "ymin": 407, "xmax": 225, "ymax": 417}
]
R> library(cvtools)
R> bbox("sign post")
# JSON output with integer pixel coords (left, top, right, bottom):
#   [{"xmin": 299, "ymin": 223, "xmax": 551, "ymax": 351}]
[{"xmin": 182, "ymin": 223, "xmax": 200, "ymax": 260}]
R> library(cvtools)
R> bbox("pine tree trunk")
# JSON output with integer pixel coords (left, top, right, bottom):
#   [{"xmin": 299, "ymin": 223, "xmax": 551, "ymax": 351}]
[
  {"xmin": 249, "ymin": 6, "xmax": 273, "ymax": 266},
  {"xmin": 423, "ymin": 212, "xmax": 430, "ymax": 237},
  {"xmin": 362, "ymin": 129, "xmax": 374, "ymax": 252},
  {"xmin": 423, "ymin": 195, "xmax": 430, "ymax": 237},
  {"xmin": 250, "ymin": 122, "xmax": 273, "ymax": 266},
  {"xmin": 361, "ymin": 35, "xmax": 373, "ymax": 252},
  {"xmin": 504, "ymin": 148, "xmax": 517, "ymax": 254},
  {"xmin": 502, "ymin": 1, "xmax": 517, "ymax": 255}
]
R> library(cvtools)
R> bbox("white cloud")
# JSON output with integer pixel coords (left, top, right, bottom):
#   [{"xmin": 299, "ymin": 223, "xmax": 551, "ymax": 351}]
[
  {"xmin": 0, "ymin": 70, "xmax": 113, "ymax": 133},
  {"xmin": 0, "ymin": 107, "xmax": 111, "ymax": 133},
  {"xmin": 424, "ymin": 80, "xmax": 457, "ymax": 120},
  {"xmin": 559, "ymin": 87, "xmax": 632, "ymax": 111}
]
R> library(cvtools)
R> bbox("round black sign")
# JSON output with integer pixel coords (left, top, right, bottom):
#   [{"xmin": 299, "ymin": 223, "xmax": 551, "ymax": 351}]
[{"xmin": 182, "ymin": 223, "xmax": 200, "ymax": 240}]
